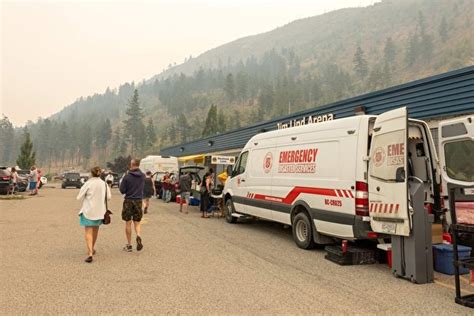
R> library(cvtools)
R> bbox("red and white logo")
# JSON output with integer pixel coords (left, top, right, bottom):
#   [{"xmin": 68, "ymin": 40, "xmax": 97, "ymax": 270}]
[
  {"xmin": 263, "ymin": 152, "xmax": 273, "ymax": 173},
  {"xmin": 373, "ymin": 147, "xmax": 386, "ymax": 167}
]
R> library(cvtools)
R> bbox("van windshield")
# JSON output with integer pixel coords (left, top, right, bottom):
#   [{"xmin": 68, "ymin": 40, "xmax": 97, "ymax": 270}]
[{"xmin": 444, "ymin": 140, "xmax": 474, "ymax": 182}]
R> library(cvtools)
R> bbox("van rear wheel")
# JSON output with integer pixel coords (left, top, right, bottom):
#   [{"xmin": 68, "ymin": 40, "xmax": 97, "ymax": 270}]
[
  {"xmin": 224, "ymin": 199, "xmax": 238, "ymax": 224},
  {"xmin": 292, "ymin": 212, "xmax": 316, "ymax": 249}
]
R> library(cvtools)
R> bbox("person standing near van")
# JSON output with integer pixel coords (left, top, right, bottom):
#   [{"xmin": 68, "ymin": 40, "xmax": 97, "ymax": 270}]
[
  {"xmin": 77, "ymin": 166, "xmax": 111, "ymax": 263},
  {"xmin": 119, "ymin": 158, "xmax": 145, "ymax": 252},
  {"xmin": 9, "ymin": 167, "xmax": 18, "ymax": 195},
  {"xmin": 179, "ymin": 171, "xmax": 192, "ymax": 214},
  {"xmin": 143, "ymin": 171, "xmax": 155, "ymax": 214},
  {"xmin": 28, "ymin": 166, "xmax": 38, "ymax": 195},
  {"xmin": 200, "ymin": 168, "xmax": 214, "ymax": 218},
  {"xmin": 162, "ymin": 172, "xmax": 171, "ymax": 203}
]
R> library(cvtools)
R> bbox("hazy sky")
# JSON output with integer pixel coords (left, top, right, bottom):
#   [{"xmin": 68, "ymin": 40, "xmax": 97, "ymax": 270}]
[{"xmin": 1, "ymin": 0, "xmax": 379, "ymax": 126}]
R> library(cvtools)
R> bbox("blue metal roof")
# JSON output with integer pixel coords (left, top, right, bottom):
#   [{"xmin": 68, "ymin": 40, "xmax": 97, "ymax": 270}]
[{"xmin": 161, "ymin": 66, "xmax": 474, "ymax": 157}]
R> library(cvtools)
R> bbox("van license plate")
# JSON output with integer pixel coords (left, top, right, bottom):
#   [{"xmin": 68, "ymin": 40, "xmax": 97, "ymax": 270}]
[{"xmin": 381, "ymin": 223, "xmax": 396, "ymax": 234}]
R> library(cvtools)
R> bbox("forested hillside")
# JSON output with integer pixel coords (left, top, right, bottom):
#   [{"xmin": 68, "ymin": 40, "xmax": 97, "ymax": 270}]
[{"xmin": 1, "ymin": 0, "xmax": 473, "ymax": 173}]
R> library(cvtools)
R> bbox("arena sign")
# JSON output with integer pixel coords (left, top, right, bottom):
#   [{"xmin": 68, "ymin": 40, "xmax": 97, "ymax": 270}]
[{"xmin": 276, "ymin": 113, "xmax": 335, "ymax": 130}]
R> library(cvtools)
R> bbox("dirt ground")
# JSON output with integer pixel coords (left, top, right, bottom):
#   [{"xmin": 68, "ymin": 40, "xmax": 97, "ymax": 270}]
[{"xmin": 0, "ymin": 185, "xmax": 472, "ymax": 314}]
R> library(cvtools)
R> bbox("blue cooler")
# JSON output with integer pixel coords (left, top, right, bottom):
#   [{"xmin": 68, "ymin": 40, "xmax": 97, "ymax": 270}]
[
  {"xmin": 189, "ymin": 197, "xmax": 200, "ymax": 206},
  {"xmin": 432, "ymin": 244, "xmax": 472, "ymax": 275}
]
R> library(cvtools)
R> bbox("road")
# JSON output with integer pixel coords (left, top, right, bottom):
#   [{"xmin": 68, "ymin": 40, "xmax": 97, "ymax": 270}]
[{"xmin": 0, "ymin": 186, "xmax": 472, "ymax": 314}]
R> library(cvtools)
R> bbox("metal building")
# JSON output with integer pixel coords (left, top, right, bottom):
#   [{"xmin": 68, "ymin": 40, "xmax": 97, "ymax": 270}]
[{"xmin": 160, "ymin": 66, "xmax": 474, "ymax": 159}]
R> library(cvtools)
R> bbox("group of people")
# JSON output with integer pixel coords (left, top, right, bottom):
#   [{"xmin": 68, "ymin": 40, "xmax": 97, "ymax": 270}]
[
  {"xmin": 7, "ymin": 165, "xmax": 41, "ymax": 196},
  {"xmin": 77, "ymin": 158, "xmax": 149, "ymax": 263},
  {"xmin": 160, "ymin": 171, "xmax": 176, "ymax": 203},
  {"xmin": 76, "ymin": 158, "xmax": 223, "ymax": 263}
]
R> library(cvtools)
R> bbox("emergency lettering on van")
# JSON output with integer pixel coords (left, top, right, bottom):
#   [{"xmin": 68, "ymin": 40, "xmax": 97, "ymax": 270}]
[
  {"xmin": 277, "ymin": 148, "xmax": 319, "ymax": 174},
  {"xmin": 245, "ymin": 186, "xmax": 353, "ymax": 205},
  {"xmin": 387, "ymin": 143, "xmax": 405, "ymax": 166}
]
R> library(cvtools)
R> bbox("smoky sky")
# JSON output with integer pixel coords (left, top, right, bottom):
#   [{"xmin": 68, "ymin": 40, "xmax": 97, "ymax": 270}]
[{"xmin": 1, "ymin": 0, "xmax": 379, "ymax": 126}]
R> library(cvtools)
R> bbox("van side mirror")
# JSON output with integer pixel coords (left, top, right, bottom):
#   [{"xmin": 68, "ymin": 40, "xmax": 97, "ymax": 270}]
[
  {"xmin": 226, "ymin": 165, "xmax": 233, "ymax": 176},
  {"xmin": 396, "ymin": 167, "xmax": 406, "ymax": 182}
]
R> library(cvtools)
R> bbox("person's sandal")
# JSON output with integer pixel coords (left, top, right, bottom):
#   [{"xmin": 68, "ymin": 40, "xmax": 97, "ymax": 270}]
[
  {"xmin": 123, "ymin": 244, "xmax": 132, "ymax": 252},
  {"xmin": 85, "ymin": 256, "xmax": 93, "ymax": 263},
  {"xmin": 136, "ymin": 236, "xmax": 143, "ymax": 251}
]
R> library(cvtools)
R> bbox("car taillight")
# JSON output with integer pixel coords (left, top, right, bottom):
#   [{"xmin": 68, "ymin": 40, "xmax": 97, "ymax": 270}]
[{"xmin": 355, "ymin": 181, "xmax": 369, "ymax": 216}]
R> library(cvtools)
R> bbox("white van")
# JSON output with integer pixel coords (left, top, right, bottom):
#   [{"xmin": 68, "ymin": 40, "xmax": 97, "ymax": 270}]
[
  {"xmin": 223, "ymin": 107, "xmax": 445, "ymax": 249},
  {"xmin": 140, "ymin": 155, "xmax": 179, "ymax": 174}
]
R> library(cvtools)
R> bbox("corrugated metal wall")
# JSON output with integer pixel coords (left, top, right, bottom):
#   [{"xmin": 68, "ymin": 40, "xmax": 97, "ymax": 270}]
[{"xmin": 161, "ymin": 66, "xmax": 474, "ymax": 157}]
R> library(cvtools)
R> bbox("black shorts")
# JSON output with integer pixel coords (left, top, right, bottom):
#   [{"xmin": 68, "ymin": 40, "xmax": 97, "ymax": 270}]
[{"xmin": 122, "ymin": 199, "xmax": 143, "ymax": 222}]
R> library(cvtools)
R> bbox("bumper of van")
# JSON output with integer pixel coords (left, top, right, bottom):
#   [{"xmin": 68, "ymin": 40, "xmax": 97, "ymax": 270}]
[{"xmin": 353, "ymin": 215, "xmax": 375, "ymax": 239}]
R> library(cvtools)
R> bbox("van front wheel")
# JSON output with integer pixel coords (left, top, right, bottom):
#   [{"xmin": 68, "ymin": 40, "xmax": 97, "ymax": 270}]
[
  {"xmin": 292, "ymin": 212, "xmax": 316, "ymax": 249},
  {"xmin": 224, "ymin": 199, "xmax": 238, "ymax": 224}
]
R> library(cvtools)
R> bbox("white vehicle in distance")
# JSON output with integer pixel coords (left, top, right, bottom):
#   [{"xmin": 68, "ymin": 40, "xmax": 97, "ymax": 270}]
[{"xmin": 140, "ymin": 155, "xmax": 178, "ymax": 174}]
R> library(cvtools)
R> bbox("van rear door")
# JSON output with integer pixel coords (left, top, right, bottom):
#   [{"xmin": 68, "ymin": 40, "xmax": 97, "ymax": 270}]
[
  {"xmin": 438, "ymin": 115, "xmax": 474, "ymax": 188},
  {"xmin": 368, "ymin": 107, "xmax": 410, "ymax": 236}
]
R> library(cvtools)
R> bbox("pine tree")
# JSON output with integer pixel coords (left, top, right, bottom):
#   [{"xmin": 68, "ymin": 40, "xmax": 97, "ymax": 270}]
[
  {"xmin": 353, "ymin": 46, "xmax": 368, "ymax": 79},
  {"xmin": 79, "ymin": 127, "xmax": 92, "ymax": 165},
  {"xmin": 383, "ymin": 37, "xmax": 397, "ymax": 66},
  {"xmin": 217, "ymin": 109, "xmax": 227, "ymax": 133},
  {"xmin": 202, "ymin": 104, "xmax": 218, "ymax": 136},
  {"xmin": 0, "ymin": 115, "xmax": 15, "ymax": 164},
  {"xmin": 111, "ymin": 127, "xmax": 127, "ymax": 158},
  {"xmin": 236, "ymin": 71, "xmax": 248, "ymax": 101},
  {"xmin": 16, "ymin": 128, "xmax": 36, "ymax": 169},
  {"xmin": 224, "ymin": 73, "xmax": 235, "ymax": 101},
  {"xmin": 439, "ymin": 15, "xmax": 448, "ymax": 41},
  {"xmin": 57, "ymin": 121, "xmax": 70, "ymax": 166},
  {"xmin": 405, "ymin": 32, "xmax": 419, "ymax": 66},
  {"xmin": 123, "ymin": 89, "xmax": 146, "ymax": 156},
  {"xmin": 96, "ymin": 119, "xmax": 112, "ymax": 162},
  {"xmin": 145, "ymin": 118, "xmax": 157, "ymax": 149},
  {"xmin": 177, "ymin": 113, "xmax": 190, "ymax": 143},
  {"xmin": 417, "ymin": 11, "xmax": 434, "ymax": 62}
]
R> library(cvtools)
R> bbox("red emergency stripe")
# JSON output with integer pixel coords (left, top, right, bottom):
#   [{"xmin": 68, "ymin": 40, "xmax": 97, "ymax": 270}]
[
  {"xmin": 248, "ymin": 186, "xmax": 347, "ymax": 205},
  {"xmin": 369, "ymin": 203, "xmax": 400, "ymax": 213}
]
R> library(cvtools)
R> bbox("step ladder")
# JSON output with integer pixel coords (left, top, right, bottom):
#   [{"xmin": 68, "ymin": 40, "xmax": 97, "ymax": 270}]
[{"xmin": 449, "ymin": 187, "xmax": 474, "ymax": 308}]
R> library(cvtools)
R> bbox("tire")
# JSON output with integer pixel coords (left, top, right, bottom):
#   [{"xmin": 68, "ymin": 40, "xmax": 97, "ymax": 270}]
[
  {"xmin": 61, "ymin": 185, "xmax": 66, "ymax": 189},
  {"xmin": 224, "ymin": 199, "xmax": 238, "ymax": 224},
  {"xmin": 292, "ymin": 212, "xmax": 316, "ymax": 249}
]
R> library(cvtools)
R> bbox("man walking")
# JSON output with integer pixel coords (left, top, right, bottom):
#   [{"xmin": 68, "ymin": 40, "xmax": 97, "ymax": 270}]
[
  {"xmin": 119, "ymin": 158, "xmax": 145, "ymax": 252},
  {"xmin": 179, "ymin": 171, "xmax": 192, "ymax": 214}
]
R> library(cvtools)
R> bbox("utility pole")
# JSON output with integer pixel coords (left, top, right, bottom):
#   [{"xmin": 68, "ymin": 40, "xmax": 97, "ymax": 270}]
[{"xmin": 288, "ymin": 101, "xmax": 291, "ymax": 114}]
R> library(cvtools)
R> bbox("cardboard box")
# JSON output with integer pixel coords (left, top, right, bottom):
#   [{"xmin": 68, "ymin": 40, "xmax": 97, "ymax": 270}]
[{"xmin": 432, "ymin": 223, "xmax": 443, "ymax": 244}]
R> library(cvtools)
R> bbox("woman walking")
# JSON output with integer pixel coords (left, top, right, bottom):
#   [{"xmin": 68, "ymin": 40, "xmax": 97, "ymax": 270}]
[
  {"xmin": 143, "ymin": 171, "xmax": 155, "ymax": 214},
  {"xmin": 77, "ymin": 166, "xmax": 111, "ymax": 263},
  {"xmin": 9, "ymin": 167, "xmax": 18, "ymax": 195}
]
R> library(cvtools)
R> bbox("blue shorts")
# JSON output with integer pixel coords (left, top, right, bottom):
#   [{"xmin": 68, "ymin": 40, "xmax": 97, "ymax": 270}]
[
  {"xmin": 79, "ymin": 214, "xmax": 102, "ymax": 227},
  {"xmin": 29, "ymin": 182, "xmax": 37, "ymax": 190}
]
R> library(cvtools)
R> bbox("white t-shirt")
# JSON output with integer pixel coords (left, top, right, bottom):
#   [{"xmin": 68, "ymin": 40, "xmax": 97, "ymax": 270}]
[
  {"xmin": 105, "ymin": 174, "xmax": 114, "ymax": 182},
  {"xmin": 28, "ymin": 169, "xmax": 38, "ymax": 182},
  {"xmin": 77, "ymin": 177, "xmax": 111, "ymax": 220}
]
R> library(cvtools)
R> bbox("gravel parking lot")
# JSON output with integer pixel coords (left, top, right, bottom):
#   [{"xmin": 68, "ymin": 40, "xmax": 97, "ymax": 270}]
[{"xmin": 0, "ymin": 186, "xmax": 472, "ymax": 314}]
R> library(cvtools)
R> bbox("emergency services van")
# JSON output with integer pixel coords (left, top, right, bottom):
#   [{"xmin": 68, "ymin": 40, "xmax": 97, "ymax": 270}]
[{"xmin": 223, "ymin": 107, "xmax": 445, "ymax": 249}]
